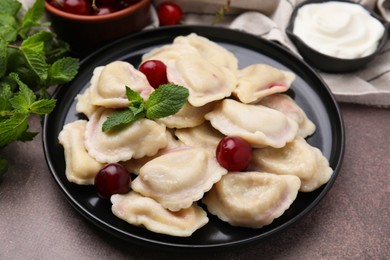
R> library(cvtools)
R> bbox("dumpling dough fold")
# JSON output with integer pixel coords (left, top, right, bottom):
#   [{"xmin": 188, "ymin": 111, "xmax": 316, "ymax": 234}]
[
  {"xmin": 205, "ymin": 99, "xmax": 298, "ymax": 148},
  {"xmin": 111, "ymin": 191, "xmax": 208, "ymax": 237},
  {"xmin": 249, "ymin": 136, "xmax": 333, "ymax": 192},
  {"xmin": 131, "ymin": 147, "xmax": 227, "ymax": 211},
  {"xmin": 203, "ymin": 171, "xmax": 301, "ymax": 228},
  {"xmin": 85, "ymin": 108, "xmax": 167, "ymax": 163},
  {"xmin": 58, "ymin": 120, "xmax": 104, "ymax": 185}
]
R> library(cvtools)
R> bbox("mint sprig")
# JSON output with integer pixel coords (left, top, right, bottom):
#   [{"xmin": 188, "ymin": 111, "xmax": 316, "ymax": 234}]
[
  {"xmin": 0, "ymin": 0, "xmax": 79, "ymax": 177},
  {"xmin": 102, "ymin": 84, "xmax": 189, "ymax": 132}
]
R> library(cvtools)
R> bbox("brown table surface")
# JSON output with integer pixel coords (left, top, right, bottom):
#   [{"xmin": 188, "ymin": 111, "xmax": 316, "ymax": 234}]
[{"xmin": 1, "ymin": 102, "xmax": 389, "ymax": 259}]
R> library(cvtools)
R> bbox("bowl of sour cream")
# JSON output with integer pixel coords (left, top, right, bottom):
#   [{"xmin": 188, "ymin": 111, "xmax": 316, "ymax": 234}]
[{"xmin": 286, "ymin": 0, "xmax": 389, "ymax": 72}]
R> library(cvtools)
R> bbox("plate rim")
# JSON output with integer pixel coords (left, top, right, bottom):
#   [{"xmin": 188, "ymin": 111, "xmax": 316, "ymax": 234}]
[{"xmin": 42, "ymin": 25, "xmax": 345, "ymax": 252}]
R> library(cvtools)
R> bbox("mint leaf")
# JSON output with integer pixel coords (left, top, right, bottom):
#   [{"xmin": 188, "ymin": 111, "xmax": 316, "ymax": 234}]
[
  {"xmin": 18, "ymin": 0, "xmax": 45, "ymax": 39},
  {"xmin": 146, "ymin": 84, "xmax": 189, "ymax": 119},
  {"xmin": 0, "ymin": 112, "xmax": 29, "ymax": 147},
  {"xmin": 102, "ymin": 109, "xmax": 142, "ymax": 132},
  {"xmin": 20, "ymin": 39, "xmax": 48, "ymax": 83},
  {"xmin": 29, "ymin": 99, "xmax": 56, "ymax": 114},
  {"xmin": 125, "ymin": 86, "xmax": 144, "ymax": 104},
  {"xmin": 9, "ymin": 73, "xmax": 36, "ymax": 113},
  {"xmin": 0, "ymin": 14, "xmax": 18, "ymax": 42},
  {"xmin": 0, "ymin": 83, "xmax": 13, "ymax": 113},
  {"xmin": 47, "ymin": 57, "xmax": 79, "ymax": 85},
  {"xmin": 0, "ymin": 0, "xmax": 22, "ymax": 16},
  {"xmin": 0, "ymin": 38, "xmax": 7, "ymax": 78}
]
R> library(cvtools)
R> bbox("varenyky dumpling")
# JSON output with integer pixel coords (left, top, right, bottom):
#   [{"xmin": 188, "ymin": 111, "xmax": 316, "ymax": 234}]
[
  {"xmin": 167, "ymin": 53, "xmax": 237, "ymax": 107},
  {"xmin": 111, "ymin": 191, "xmax": 208, "ymax": 237},
  {"xmin": 84, "ymin": 108, "xmax": 167, "ymax": 163},
  {"xmin": 131, "ymin": 147, "xmax": 227, "ymax": 211},
  {"xmin": 233, "ymin": 64, "xmax": 295, "ymax": 104},
  {"xmin": 248, "ymin": 136, "xmax": 333, "ymax": 192},
  {"xmin": 141, "ymin": 41, "xmax": 199, "ymax": 64},
  {"xmin": 156, "ymin": 101, "xmax": 215, "ymax": 129},
  {"xmin": 75, "ymin": 88, "xmax": 99, "ymax": 119},
  {"xmin": 122, "ymin": 130, "xmax": 184, "ymax": 175},
  {"xmin": 58, "ymin": 120, "xmax": 104, "ymax": 185},
  {"xmin": 260, "ymin": 94, "xmax": 316, "ymax": 138},
  {"xmin": 175, "ymin": 121, "xmax": 224, "ymax": 155},
  {"xmin": 205, "ymin": 98, "xmax": 298, "ymax": 148},
  {"xmin": 203, "ymin": 171, "xmax": 300, "ymax": 228},
  {"xmin": 173, "ymin": 33, "xmax": 239, "ymax": 71},
  {"xmin": 89, "ymin": 61, "xmax": 154, "ymax": 108}
]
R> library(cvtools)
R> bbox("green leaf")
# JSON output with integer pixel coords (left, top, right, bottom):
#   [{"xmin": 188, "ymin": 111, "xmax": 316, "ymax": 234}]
[
  {"xmin": 0, "ymin": 14, "xmax": 18, "ymax": 42},
  {"xmin": 0, "ymin": 0, "xmax": 22, "ymax": 16},
  {"xmin": 9, "ymin": 73, "xmax": 36, "ymax": 112},
  {"xmin": 20, "ymin": 39, "xmax": 48, "ymax": 83},
  {"xmin": 146, "ymin": 84, "xmax": 189, "ymax": 119},
  {"xmin": 0, "ymin": 155, "xmax": 9, "ymax": 178},
  {"xmin": 126, "ymin": 86, "xmax": 144, "ymax": 104},
  {"xmin": 0, "ymin": 38, "xmax": 7, "ymax": 78},
  {"xmin": 29, "ymin": 99, "xmax": 56, "ymax": 114},
  {"xmin": 102, "ymin": 109, "xmax": 143, "ymax": 132},
  {"xmin": 0, "ymin": 112, "xmax": 29, "ymax": 147},
  {"xmin": 0, "ymin": 83, "xmax": 13, "ymax": 113},
  {"xmin": 18, "ymin": 0, "xmax": 45, "ymax": 39},
  {"xmin": 47, "ymin": 57, "xmax": 79, "ymax": 85}
]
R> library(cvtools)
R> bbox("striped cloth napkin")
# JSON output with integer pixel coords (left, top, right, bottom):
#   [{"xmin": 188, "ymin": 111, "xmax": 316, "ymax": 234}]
[{"xmin": 151, "ymin": 0, "xmax": 390, "ymax": 107}]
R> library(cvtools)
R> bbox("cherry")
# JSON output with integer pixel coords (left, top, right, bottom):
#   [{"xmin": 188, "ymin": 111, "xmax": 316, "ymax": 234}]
[
  {"xmin": 63, "ymin": 0, "xmax": 91, "ymax": 15},
  {"xmin": 96, "ymin": 0, "xmax": 118, "ymax": 4},
  {"xmin": 139, "ymin": 60, "xmax": 168, "ymax": 88},
  {"xmin": 93, "ymin": 5, "xmax": 117, "ymax": 15},
  {"xmin": 115, "ymin": 0, "xmax": 140, "ymax": 9},
  {"xmin": 157, "ymin": 2, "xmax": 183, "ymax": 26},
  {"xmin": 49, "ymin": 0, "xmax": 65, "ymax": 9},
  {"xmin": 94, "ymin": 163, "xmax": 131, "ymax": 199},
  {"xmin": 216, "ymin": 136, "xmax": 252, "ymax": 171}
]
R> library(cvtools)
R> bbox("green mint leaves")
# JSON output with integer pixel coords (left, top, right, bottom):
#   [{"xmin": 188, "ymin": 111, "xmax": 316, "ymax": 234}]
[
  {"xmin": 0, "ymin": 0, "xmax": 79, "ymax": 177},
  {"xmin": 102, "ymin": 84, "xmax": 189, "ymax": 132}
]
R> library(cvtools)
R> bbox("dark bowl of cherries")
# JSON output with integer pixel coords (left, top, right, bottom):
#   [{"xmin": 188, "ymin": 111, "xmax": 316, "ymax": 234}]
[{"xmin": 45, "ymin": 0, "xmax": 151, "ymax": 56}]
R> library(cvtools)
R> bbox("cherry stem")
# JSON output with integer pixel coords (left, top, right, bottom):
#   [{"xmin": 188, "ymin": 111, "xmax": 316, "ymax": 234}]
[{"xmin": 91, "ymin": 0, "xmax": 99, "ymax": 13}]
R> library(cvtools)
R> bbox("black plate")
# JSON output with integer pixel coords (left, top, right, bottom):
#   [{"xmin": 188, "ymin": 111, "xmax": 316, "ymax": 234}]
[{"xmin": 43, "ymin": 26, "xmax": 345, "ymax": 252}]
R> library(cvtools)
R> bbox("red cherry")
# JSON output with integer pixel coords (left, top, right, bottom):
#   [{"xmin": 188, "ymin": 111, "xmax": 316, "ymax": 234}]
[
  {"xmin": 115, "ymin": 0, "xmax": 140, "ymax": 9},
  {"xmin": 93, "ymin": 5, "xmax": 117, "ymax": 15},
  {"xmin": 63, "ymin": 0, "xmax": 91, "ymax": 15},
  {"xmin": 216, "ymin": 136, "xmax": 252, "ymax": 171},
  {"xmin": 94, "ymin": 163, "xmax": 131, "ymax": 199},
  {"xmin": 157, "ymin": 2, "xmax": 183, "ymax": 26},
  {"xmin": 139, "ymin": 60, "xmax": 168, "ymax": 88},
  {"xmin": 96, "ymin": 0, "xmax": 118, "ymax": 4},
  {"xmin": 48, "ymin": 0, "xmax": 65, "ymax": 10}
]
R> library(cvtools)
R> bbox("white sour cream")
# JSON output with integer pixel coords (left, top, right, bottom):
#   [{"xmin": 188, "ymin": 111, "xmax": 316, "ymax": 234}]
[{"xmin": 293, "ymin": 1, "xmax": 385, "ymax": 59}]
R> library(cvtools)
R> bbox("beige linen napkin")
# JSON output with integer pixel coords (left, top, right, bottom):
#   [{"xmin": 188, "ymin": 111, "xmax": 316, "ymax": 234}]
[{"xmin": 152, "ymin": 0, "xmax": 390, "ymax": 107}]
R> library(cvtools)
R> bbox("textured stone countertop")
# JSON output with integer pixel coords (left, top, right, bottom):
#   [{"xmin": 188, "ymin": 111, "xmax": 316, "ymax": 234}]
[{"xmin": 1, "ymin": 103, "xmax": 389, "ymax": 259}]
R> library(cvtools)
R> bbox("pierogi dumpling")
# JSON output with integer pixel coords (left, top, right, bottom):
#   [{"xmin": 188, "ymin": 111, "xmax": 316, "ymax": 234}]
[
  {"xmin": 122, "ymin": 130, "xmax": 185, "ymax": 175},
  {"xmin": 89, "ymin": 61, "xmax": 154, "ymax": 108},
  {"xmin": 203, "ymin": 171, "xmax": 301, "ymax": 228},
  {"xmin": 111, "ymin": 191, "xmax": 208, "ymax": 237},
  {"xmin": 175, "ymin": 121, "xmax": 224, "ymax": 155},
  {"xmin": 249, "ymin": 136, "xmax": 333, "ymax": 192},
  {"xmin": 167, "ymin": 53, "xmax": 237, "ymax": 107},
  {"xmin": 205, "ymin": 99, "xmax": 298, "ymax": 148},
  {"xmin": 233, "ymin": 64, "xmax": 296, "ymax": 104},
  {"xmin": 141, "ymin": 42, "xmax": 199, "ymax": 64},
  {"xmin": 173, "ymin": 33, "xmax": 239, "ymax": 70},
  {"xmin": 156, "ymin": 101, "xmax": 215, "ymax": 129},
  {"xmin": 75, "ymin": 88, "xmax": 99, "ymax": 119},
  {"xmin": 84, "ymin": 108, "xmax": 167, "ymax": 163},
  {"xmin": 58, "ymin": 120, "xmax": 104, "ymax": 185},
  {"xmin": 260, "ymin": 94, "xmax": 316, "ymax": 138},
  {"xmin": 131, "ymin": 147, "xmax": 228, "ymax": 211}
]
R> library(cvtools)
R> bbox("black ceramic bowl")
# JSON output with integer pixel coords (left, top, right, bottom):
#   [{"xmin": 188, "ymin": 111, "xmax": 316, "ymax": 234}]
[{"xmin": 286, "ymin": 0, "xmax": 390, "ymax": 73}]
